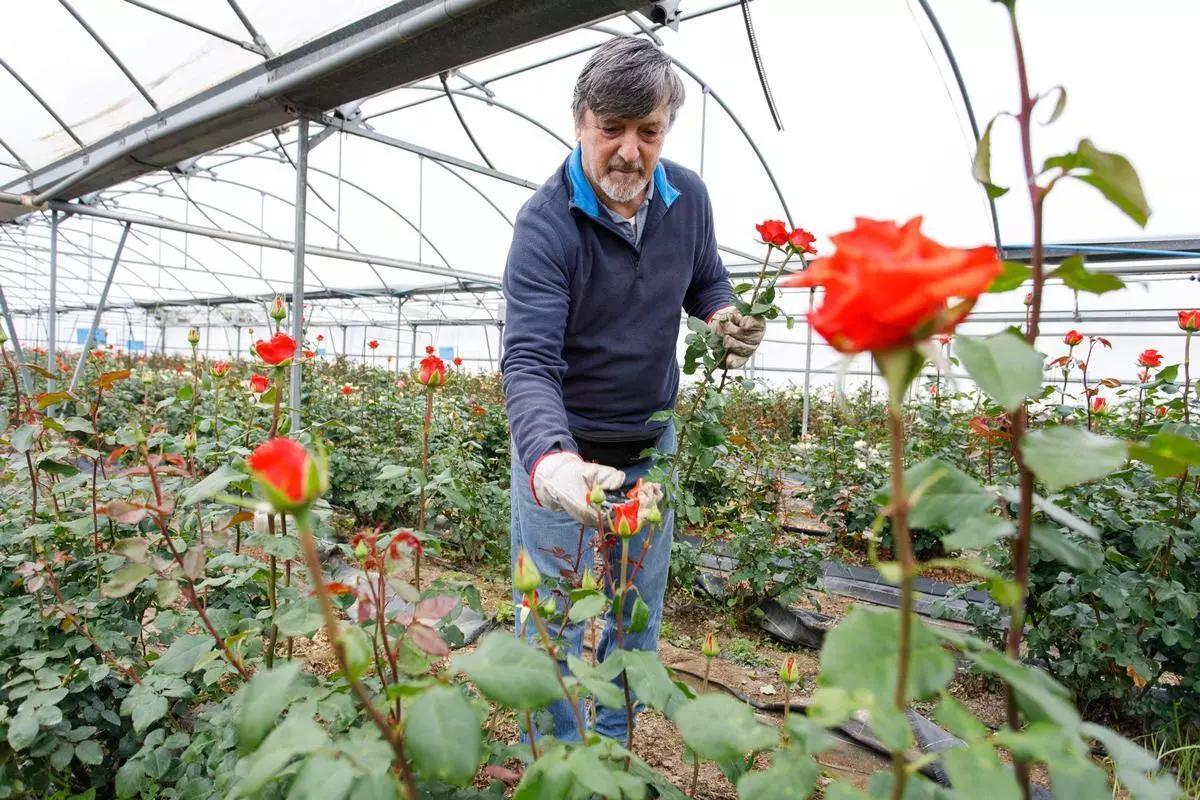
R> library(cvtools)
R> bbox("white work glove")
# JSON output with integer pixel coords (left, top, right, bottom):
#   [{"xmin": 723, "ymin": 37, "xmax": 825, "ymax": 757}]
[
  {"xmin": 708, "ymin": 307, "xmax": 766, "ymax": 369},
  {"xmin": 532, "ymin": 452, "xmax": 626, "ymax": 527}
]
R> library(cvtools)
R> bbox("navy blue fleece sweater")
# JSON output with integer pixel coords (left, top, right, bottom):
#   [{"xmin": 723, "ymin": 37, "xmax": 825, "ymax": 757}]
[{"xmin": 501, "ymin": 147, "xmax": 732, "ymax": 474}]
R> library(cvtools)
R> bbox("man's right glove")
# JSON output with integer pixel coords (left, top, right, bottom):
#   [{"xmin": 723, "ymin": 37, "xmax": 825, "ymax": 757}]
[{"xmin": 531, "ymin": 451, "xmax": 626, "ymax": 527}]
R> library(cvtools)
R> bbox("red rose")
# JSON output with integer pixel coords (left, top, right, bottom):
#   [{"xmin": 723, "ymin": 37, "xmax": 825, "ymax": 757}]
[
  {"xmin": 453, "ymin": 356, "xmax": 463, "ymax": 367},
  {"xmin": 1179, "ymin": 310, "xmax": 1200, "ymax": 331},
  {"xmin": 1136, "ymin": 349, "xmax": 1163, "ymax": 368},
  {"xmin": 247, "ymin": 437, "xmax": 323, "ymax": 511},
  {"xmin": 611, "ymin": 500, "xmax": 640, "ymax": 537},
  {"xmin": 755, "ymin": 219, "xmax": 789, "ymax": 247},
  {"xmin": 781, "ymin": 217, "xmax": 1000, "ymax": 354},
  {"xmin": 249, "ymin": 374, "xmax": 269, "ymax": 393},
  {"xmin": 1155, "ymin": 405, "xmax": 1168, "ymax": 418},
  {"xmin": 316, "ymin": 334, "xmax": 324, "ymax": 343},
  {"xmin": 210, "ymin": 361, "xmax": 231, "ymax": 377},
  {"xmin": 341, "ymin": 384, "xmax": 353, "ymax": 396},
  {"xmin": 303, "ymin": 349, "xmax": 316, "ymax": 360},
  {"xmin": 255, "ymin": 332, "xmax": 297, "ymax": 366},
  {"xmin": 417, "ymin": 355, "xmax": 446, "ymax": 387},
  {"xmin": 1063, "ymin": 330, "xmax": 1084, "ymax": 347},
  {"xmin": 368, "ymin": 340, "xmax": 379, "ymax": 350},
  {"xmin": 787, "ymin": 227, "xmax": 817, "ymax": 255},
  {"xmin": 425, "ymin": 345, "xmax": 435, "ymax": 355},
  {"xmin": 91, "ymin": 349, "xmax": 105, "ymax": 360},
  {"xmin": 1092, "ymin": 396, "xmax": 1108, "ymax": 415}
]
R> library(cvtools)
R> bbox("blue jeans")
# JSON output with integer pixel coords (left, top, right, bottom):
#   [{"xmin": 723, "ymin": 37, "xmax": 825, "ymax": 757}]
[{"xmin": 510, "ymin": 423, "xmax": 676, "ymax": 743}]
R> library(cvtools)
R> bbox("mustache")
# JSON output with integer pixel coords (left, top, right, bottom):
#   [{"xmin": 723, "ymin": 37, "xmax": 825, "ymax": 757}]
[{"xmin": 607, "ymin": 158, "xmax": 643, "ymax": 174}]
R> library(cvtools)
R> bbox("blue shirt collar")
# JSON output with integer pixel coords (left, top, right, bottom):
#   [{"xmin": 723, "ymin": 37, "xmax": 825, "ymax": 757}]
[{"xmin": 567, "ymin": 145, "xmax": 680, "ymax": 219}]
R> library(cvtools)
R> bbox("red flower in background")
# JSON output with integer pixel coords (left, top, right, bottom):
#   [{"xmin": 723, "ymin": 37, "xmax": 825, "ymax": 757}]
[
  {"xmin": 368, "ymin": 340, "xmax": 379, "ymax": 350},
  {"xmin": 303, "ymin": 349, "xmax": 316, "ymax": 360},
  {"xmin": 1092, "ymin": 396, "xmax": 1109, "ymax": 415},
  {"xmin": 341, "ymin": 384, "xmax": 353, "ymax": 396},
  {"xmin": 787, "ymin": 227, "xmax": 817, "ymax": 255},
  {"xmin": 249, "ymin": 374, "xmax": 269, "ymax": 393},
  {"xmin": 755, "ymin": 219, "xmax": 789, "ymax": 247},
  {"xmin": 91, "ymin": 348, "xmax": 105, "ymax": 360},
  {"xmin": 1063, "ymin": 330, "xmax": 1084, "ymax": 347},
  {"xmin": 453, "ymin": 356, "xmax": 463, "ymax": 367},
  {"xmin": 417, "ymin": 355, "xmax": 446, "ymax": 387},
  {"xmin": 248, "ymin": 438, "xmax": 308, "ymax": 504},
  {"xmin": 1137, "ymin": 349, "xmax": 1163, "ymax": 368},
  {"xmin": 210, "ymin": 361, "xmax": 231, "ymax": 377},
  {"xmin": 1155, "ymin": 405, "xmax": 1168, "ymax": 418},
  {"xmin": 1179, "ymin": 310, "xmax": 1200, "ymax": 331},
  {"xmin": 255, "ymin": 332, "xmax": 297, "ymax": 365},
  {"xmin": 425, "ymin": 345, "xmax": 435, "ymax": 355},
  {"xmin": 316, "ymin": 334, "xmax": 324, "ymax": 342},
  {"xmin": 781, "ymin": 217, "xmax": 1000, "ymax": 354}
]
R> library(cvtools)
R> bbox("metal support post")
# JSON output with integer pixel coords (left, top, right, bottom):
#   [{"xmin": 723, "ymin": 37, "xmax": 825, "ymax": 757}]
[
  {"xmin": 800, "ymin": 288, "xmax": 815, "ymax": 439},
  {"xmin": 394, "ymin": 298, "xmax": 405, "ymax": 372},
  {"xmin": 47, "ymin": 210, "xmax": 59, "ymax": 390},
  {"xmin": 69, "ymin": 223, "xmax": 130, "ymax": 393},
  {"xmin": 409, "ymin": 324, "xmax": 419, "ymax": 367},
  {"xmin": 235, "ymin": 326, "xmax": 242, "ymax": 358},
  {"xmin": 289, "ymin": 118, "xmax": 309, "ymax": 434},
  {"xmin": 0, "ymin": 285, "xmax": 33, "ymax": 393},
  {"xmin": 340, "ymin": 325, "xmax": 347, "ymax": 358}
]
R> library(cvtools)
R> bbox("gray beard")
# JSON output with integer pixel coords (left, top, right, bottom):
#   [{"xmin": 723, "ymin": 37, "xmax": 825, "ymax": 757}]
[{"xmin": 598, "ymin": 170, "xmax": 650, "ymax": 204}]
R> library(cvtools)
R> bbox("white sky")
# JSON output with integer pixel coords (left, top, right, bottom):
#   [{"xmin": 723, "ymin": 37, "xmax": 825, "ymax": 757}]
[{"xmin": 1, "ymin": 0, "xmax": 1197, "ymax": 386}]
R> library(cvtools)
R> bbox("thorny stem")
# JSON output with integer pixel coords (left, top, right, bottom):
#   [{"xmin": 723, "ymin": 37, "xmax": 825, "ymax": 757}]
[
  {"xmin": 689, "ymin": 658, "xmax": 711, "ymax": 797},
  {"xmin": 617, "ymin": 536, "xmax": 634, "ymax": 762},
  {"xmin": 139, "ymin": 444, "xmax": 251, "ymax": 681},
  {"xmin": 295, "ymin": 508, "xmax": 421, "ymax": 800},
  {"xmin": 526, "ymin": 594, "xmax": 588, "ymax": 741},
  {"xmin": 887, "ymin": 404, "xmax": 915, "ymax": 800},
  {"xmin": 415, "ymin": 389, "xmax": 433, "ymax": 590},
  {"xmin": 265, "ymin": 512, "xmax": 279, "ymax": 668},
  {"xmin": 1005, "ymin": 6, "xmax": 1042, "ymax": 798},
  {"xmin": 1162, "ymin": 331, "xmax": 1193, "ymax": 576}
]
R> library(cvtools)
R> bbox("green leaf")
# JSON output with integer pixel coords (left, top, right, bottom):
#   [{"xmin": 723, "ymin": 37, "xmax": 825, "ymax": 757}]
[
  {"xmin": 902, "ymin": 458, "xmax": 994, "ymax": 530},
  {"xmin": 120, "ymin": 684, "xmax": 169, "ymax": 734},
  {"xmin": 115, "ymin": 759, "xmax": 145, "ymax": 798},
  {"xmin": 6, "ymin": 705, "xmax": 39, "ymax": 750},
  {"xmin": 236, "ymin": 714, "xmax": 329, "ymax": 797},
  {"xmin": 1045, "ymin": 139, "xmax": 1149, "ymax": 226},
  {"xmin": 1031, "ymin": 524, "xmax": 1102, "ymax": 571},
  {"xmin": 564, "ymin": 746, "xmax": 621, "ymax": 798},
  {"xmin": 1040, "ymin": 86, "xmax": 1067, "ymax": 125},
  {"xmin": 943, "ymin": 514, "xmax": 1015, "ymax": 551},
  {"xmin": 972, "ymin": 117, "xmax": 1009, "ymax": 198},
  {"xmin": 957, "ymin": 332, "xmax": 1045, "ymax": 411},
  {"xmin": 339, "ymin": 626, "xmax": 373, "ymax": 683},
  {"xmin": 1019, "ymin": 426, "xmax": 1127, "ymax": 491},
  {"xmin": 74, "ymin": 739, "xmax": 104, "ymax": 766},
  {"xmin": 179, "ymin": 464, "xmax": 247, "ymax": 507},
  {"xmin": 1081, "ymin": 723, "xmax": 1180, "ymax": 799},
  {"xmin": 452, "ymin": 633, "xmax": 562, "ymax": 711},
  {"xmin": 288, "ymin": 755, "xmax": 354, "ymax": 800},
  {"xmin": 608, "ymin": 649, "xmax": 690, "ymax": 719},
  {"xmin": 963, "ymin": 649, "xmax": 1079, "ymax": 731},
  {"xmin": 275, "ymin": 598, "xmax": 324, "ymax": 638},
  {"xmin": 1049, "ymin": 255, "xmax": 1125, "ymax": 295},
  {"xmin": 628, "ymin": 594, "xmax": 650, "ymax": 634},
  {"xmin": 237, "ymin": 662, "xmax": 302, "ymax": 753},
  {"xmin": 61, "ymin": 416, "xmax": 95, "ymax": 434},
  {"xmin": 933, "ymin": 697, "xmax": 989, "ymax": 743},
  {"xmin": 101, "ymin": 562, "xmax": 154, "ymax": 598},
  {"xmin": 11, "ymin": 423, "xmax": 38, "ymax": 453},
  {"xmin": 940, "ymin": 740, "xmax": 1022, "ymax": 800},
  {"xmin": 737, "ymin": 748, "xmax": 819, "ymax": 800},
  {"xmin": 151, "ymin": 634, "xmax": 213, "ymax": 676},
  {"xmin": 676, "ymin": 694, "xmax": 777, "ymax": 763},
  {"xmin": 567, "ymin": 592, "xmax": 608, "ymax": 623},
  {"xmin": 987, "ymin": 261, "xmax": 1031, "ymax": 293},
  {"xmin": 405, "ymin": 685, "xmax": 481, "ymax": 786},
  {"xmin": 818, "ymin": 607, "xmax": 954, "ymax": 703},
  {"xmin": 567, "ymin": 655, "xmax": 625, "ymax": 709},
  {"xmin": 1128, "ymin": 431, "xmax": 1200, "ymax": 478},
  {"xmin": 686, "ymin": 316, "xmax": 710, "ymax": 336},
  {"xmin": 36, "ymin": 391, "xmax": 75, "ymax": 410}
]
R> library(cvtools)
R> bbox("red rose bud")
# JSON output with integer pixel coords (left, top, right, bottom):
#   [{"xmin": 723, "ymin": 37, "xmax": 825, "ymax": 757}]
[
  {"xmin": 249, "ymin": 373, "xmax": 269, "ymax": 393},
  {"xmin": 210, "ymin": 361, "xmax": 231, "ymax": 377},
  {"xmin": 425, "ymin": 345, "xmax": 435, "ymax": 355},
  {"xmin": 316, "ymin": 334, "xmax": 324, "ymax": 342},
  {"xmin": 787, "ymin": 227, "xmax": 817, "ymax": 255},
  {"xmin": 1023, "ymin": 291, "xmax": 1033, "ymax": 307},
  {"xmin": 702, "ymin": 632, "xmax": 719, "ymax": 659},
  {"xmin": 91, "ymin": 348, "xmax": 105, "ymax": 360},
  {"xmin": 778, "ymin": 655, "xmax": 801, "ymax": 686},
  {"xmin": 1137, "ymin": 349, "xmax": 1163, "ymax": 369},
  {"xmin": 187, "ymin": 327, "xmax": 201, "ymax": 347},
  {"xmin": 341, "ymin": 384, "xmax": 353, "ymax": 396},
  {"xmin": 1092, "ymin": 396, "xmax": 1109, "ymax": 415},
  {"xmin": 1179, "ymin": 310, "xmax": 1200, "ymax": 331},
  {"xmin": 270, "ymin": 296, "xmax": 287, "ymax": 321},
  {"xmin": 755, "ymin": 219, "xmax": 789, "ymax": 247},
  {"xmin": 611, "ymin": 500, "xmax": 641, "ymax": 537},
  {"xmin": 247, "ymin": 437, "xmax": 328, "ymax": 513},
  {"xmin": 303, "ymin": 349, "xmax": 316, "ymax": 360},
  {"xmin": 1063, "ymin": 330, "xmax": 1083, "ymax": 347},
  {"xmin": 1155, "ymin": 405, "xmax": 1168, "ymax": 418},
  {"xmin": 255, "ymin": 332, "xmax": 297, "ymax": 366},
  {"xmin": 417, "ymin": 354, "xmax": 446, "ymax": 387},
  {"xmin": 514, "ymin": 549, "xmax": 541, "ymax": 594},
  {"xmin": 368, "ymin": 339, "xmax": 379, "ymax": 350}
]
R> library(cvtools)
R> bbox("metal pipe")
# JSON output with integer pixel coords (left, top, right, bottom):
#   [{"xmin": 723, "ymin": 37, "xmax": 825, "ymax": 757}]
[
  {"xmin": 394, "ymin": 298, "xmax": 405, "ymax": 372},
  {"xmin": 289, "ymin": 119, "xmax": 308, "ymax": 434},
  {"xmin": 121, "ymin": 0, "xmax": 265, "ymax": 54},
  {"xmin": 0, "ymin": 285, "xmax": 33, "ymax": 393},
  {"xmin": 69, "ymin": 223, "xmax": 130, "ymax": 392},
  {"xmin": 47, "ymin": 211, "xmax": 59, "ymax": 391},
  {"xmin": 59, "ymin": 0, "xmax": 159, "ymax": 111},
  {"xmin": 29, "ymin": 0, "xmax": 500, "ymax": 204},
  {"xmin": 0, "ymin": 57, "xmax": 83, "ymax": 147},
  {"xmin": 799, "ymin": 288, "xmax": 814, "ymax": 439}
]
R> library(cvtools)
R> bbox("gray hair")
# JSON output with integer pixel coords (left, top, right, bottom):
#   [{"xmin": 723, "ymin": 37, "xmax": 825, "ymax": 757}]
[{"xmin": 572, "ymin": 37, "xmax": 685, "ymax": 126}]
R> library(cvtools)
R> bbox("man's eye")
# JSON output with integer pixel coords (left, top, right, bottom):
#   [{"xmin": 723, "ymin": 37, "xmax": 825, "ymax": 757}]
[{"xmin": 602, "ymin": 127, "xmax": 620, "ymax": 134}]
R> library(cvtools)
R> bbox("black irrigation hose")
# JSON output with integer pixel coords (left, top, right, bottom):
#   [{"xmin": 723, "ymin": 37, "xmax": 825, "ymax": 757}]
[{"xmin": 739, "ymin": 0, "xmax": 783, "ymax": 131}]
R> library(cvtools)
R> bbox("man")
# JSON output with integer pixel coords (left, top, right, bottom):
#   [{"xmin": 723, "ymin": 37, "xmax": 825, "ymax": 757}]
[{"xmin": 500, "ymin": 36, "xmax": 764, "ymax": 743}]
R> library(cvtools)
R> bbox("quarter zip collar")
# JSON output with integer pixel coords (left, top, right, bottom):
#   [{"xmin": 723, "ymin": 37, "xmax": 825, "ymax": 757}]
[{"xmin": 566, "ymin": 145, "xmax": 680, "ymax": 222}]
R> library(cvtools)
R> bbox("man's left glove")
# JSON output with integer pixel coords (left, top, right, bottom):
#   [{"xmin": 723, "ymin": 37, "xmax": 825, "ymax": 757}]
[{"xmin": 708, "ymin": 307, "xmax": 766, "ymax": 369}]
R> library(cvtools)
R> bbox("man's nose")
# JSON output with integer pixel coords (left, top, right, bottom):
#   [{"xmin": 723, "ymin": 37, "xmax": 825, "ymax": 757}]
[{"xmin": 617, "ymin": 132, "xmax": 640, "ymax": 165}]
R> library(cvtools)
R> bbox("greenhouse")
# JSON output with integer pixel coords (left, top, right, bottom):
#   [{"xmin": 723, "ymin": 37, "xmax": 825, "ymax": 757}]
[{"xmin": 0, "ymin": 0, "xmax": 1195, "ymax": 797}]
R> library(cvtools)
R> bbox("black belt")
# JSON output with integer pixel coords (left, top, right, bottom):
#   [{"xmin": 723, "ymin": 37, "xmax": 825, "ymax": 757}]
[{"xmin": 572, "ymin": 430, "xmax": 661, "ymax": 468}]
